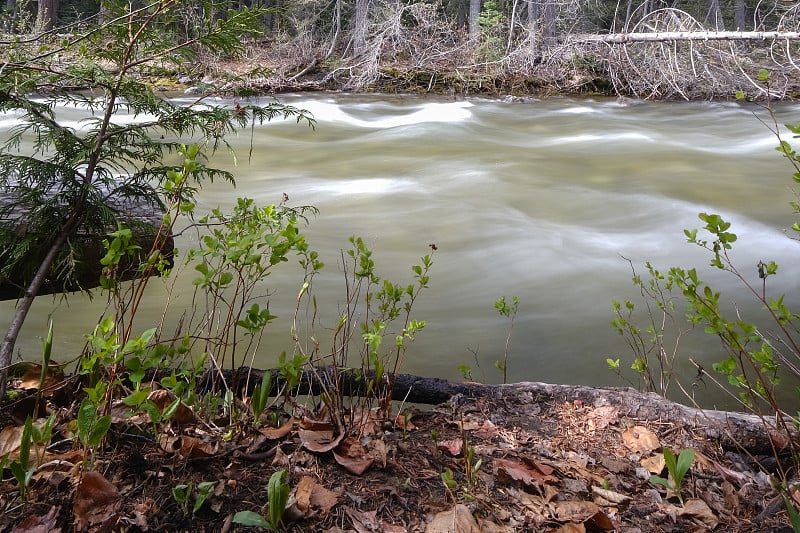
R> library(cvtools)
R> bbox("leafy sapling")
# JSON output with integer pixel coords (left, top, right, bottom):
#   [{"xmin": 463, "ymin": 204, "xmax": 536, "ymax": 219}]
[
  {"xmin": 494, "ymin": 295, "xmax": 519, "ymax": 384},
  {"xmin": 650, "ymin": 448, "xmax": 695, "ymax": 505}
]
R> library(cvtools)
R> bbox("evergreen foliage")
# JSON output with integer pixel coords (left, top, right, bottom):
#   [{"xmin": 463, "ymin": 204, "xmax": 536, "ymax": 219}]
[{"xmin": 0, "ymin": 0, "xmax": 313, "ymax": 397}]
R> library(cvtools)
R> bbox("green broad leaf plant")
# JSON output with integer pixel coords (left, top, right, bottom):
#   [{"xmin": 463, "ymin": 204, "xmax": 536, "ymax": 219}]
[{"xmin": 650, "ymin": 448, "xmax": 695, "ymax": 505}]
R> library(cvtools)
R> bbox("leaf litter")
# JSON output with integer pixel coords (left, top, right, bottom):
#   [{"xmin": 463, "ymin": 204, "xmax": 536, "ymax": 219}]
[{"xmin": 0, "ymin": 381, "xmax": 795, "ymax": 532}]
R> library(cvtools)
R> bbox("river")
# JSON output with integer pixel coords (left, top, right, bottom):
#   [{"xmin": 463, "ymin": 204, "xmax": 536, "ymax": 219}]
[{"xmin": 3, "ymin": 94, "xmax": 800, "ymax": 410}]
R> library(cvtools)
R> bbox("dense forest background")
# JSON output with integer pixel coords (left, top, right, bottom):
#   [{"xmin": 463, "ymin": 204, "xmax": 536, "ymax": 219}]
[{"xmin": 3, "ymin": 0, "xmax": 800, "ymax": 97}]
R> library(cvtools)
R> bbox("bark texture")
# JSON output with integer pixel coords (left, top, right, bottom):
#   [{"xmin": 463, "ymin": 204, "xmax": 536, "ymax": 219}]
[
  {"xmin": 0, "ymin": 190, "xmax": 174, "ymax": 300},
  {"xmin": 208, "ymin": 366, "xmax": 793, "ymax": 455}
]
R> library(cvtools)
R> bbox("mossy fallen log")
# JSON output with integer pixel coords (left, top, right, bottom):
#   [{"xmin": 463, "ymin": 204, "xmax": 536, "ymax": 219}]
[
  {"xmin": 205, "ymin": 366, "xmax": 794, "ymax": 456},
  {"xmin": 0, "ymin": 189, "xmax": 174, "ymax": 301}
]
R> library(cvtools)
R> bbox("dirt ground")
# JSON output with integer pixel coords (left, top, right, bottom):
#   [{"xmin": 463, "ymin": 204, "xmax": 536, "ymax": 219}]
[{"xmin": 1, "ymin": 375, "xmax": 795, "ymax": 533}]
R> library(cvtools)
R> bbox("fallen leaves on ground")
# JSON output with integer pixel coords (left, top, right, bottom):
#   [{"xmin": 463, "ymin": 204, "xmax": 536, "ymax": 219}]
[{"xmin": 0, "ymin": 387, "xmax": 794, "ymax": 531}]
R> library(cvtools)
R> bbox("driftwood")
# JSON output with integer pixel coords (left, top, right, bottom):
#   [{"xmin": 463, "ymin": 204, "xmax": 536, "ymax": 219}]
[
  {"xmin": 208, "ymin": 366, "xmax": 793, "ymax": 455},
  {"xmin": 575, "ymin": 30, "xmax": 800, "ymax": 44},
  {"xmin": 0, "ymin": 187, "xmax": 174, "ymax": 300}
]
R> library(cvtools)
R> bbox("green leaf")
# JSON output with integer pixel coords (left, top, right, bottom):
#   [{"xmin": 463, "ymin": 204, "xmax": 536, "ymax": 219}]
[
  {"xmin": 267, "ymin": 469, "xmax": 290, "ymax": 529},
  {"xmin": 675, "ymin": 449, "xmax": 695, "ymax": 482},
  {"xmin": 172, "ymin": 483, "xmax": 191, "ymax": 505},
  {"xmin": 194, "ymin": 481, "xmax": 217, "ymax": 513},
  {"xmin": 122, "ymin": 389, "xmax": 149, "ymax": 407},
  {"xmin": 88, "ymin": 415, "xmax": 112, "ymax": 447},
  {"xmin": 782, "ymin": 493, "xmax": 800, "ymax": 532},
  {"xmin": 19, "ymin": 416, "xmax": 33, "ymax": 469},
  {"xmin": 233, "ymin": 510, "xmax": 270, "ymax": 527}
]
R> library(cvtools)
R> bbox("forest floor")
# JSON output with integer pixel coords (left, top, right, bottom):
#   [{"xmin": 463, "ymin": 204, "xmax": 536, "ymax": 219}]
[{"xmin": 0, "ymin": 371, "xmax": 795, "ymax": 533}]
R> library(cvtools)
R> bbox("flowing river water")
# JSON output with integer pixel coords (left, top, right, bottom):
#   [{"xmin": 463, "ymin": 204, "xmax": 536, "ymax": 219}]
[{"xmin": 3, "ymin": 94, "xmax": 800, "ymax": 410}]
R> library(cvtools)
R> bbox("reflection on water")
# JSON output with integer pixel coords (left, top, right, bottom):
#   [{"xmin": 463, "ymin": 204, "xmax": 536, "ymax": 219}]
[{"xmin": 3, "ymin": 94, "xmax": 800, "ymax": 409}]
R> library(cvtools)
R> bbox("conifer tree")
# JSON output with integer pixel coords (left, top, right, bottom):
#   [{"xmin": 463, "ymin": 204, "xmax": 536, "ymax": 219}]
[{"xmin": 0, "ymin": 0, "xmax": 312, "ymax": 397}]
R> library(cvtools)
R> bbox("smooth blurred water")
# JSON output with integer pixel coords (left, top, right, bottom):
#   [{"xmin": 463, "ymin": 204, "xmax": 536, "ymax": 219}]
[{"xmin": 3, "ymin": 94, "xmax": 800, "ymax": 409}]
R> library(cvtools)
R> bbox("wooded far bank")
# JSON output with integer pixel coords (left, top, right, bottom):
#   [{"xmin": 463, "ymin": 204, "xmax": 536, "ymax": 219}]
[{"xmin": 6, "ymin": 0, "xmax": 800, "ymax": 99}]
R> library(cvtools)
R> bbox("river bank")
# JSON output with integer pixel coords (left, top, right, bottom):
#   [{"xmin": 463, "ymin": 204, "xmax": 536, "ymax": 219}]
[
  {"xmin": 169, "ymin": 40, "xmax": 800, "ymax": 101},
  {"xmin": 1, "ymin": 368, "xmax": 796, "ymax": 532}
]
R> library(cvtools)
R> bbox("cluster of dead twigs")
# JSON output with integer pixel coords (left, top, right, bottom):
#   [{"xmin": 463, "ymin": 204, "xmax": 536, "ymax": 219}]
[{"xmin": 209, "ymin": 3, "xmax": 800, "ymax": 99}]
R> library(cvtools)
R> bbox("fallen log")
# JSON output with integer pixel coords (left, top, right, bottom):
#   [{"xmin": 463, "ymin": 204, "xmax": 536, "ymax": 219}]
[
  {"xmin": 573, "ymin": 30, "xmax": 800, "ymax": 44},
  {"xmin": 206, "ymin": 366, "xmax": 794, "ymax": 455},
  {"xmin": 0, "ymin": 186, "xmax": 174, "ymax": 300}
]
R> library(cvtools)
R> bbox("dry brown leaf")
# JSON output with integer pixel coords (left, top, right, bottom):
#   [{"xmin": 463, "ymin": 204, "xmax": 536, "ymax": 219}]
[
  {"xmin": 693, "ymin": 451, "xmax": 748, "ymax": 485},
  {"xmin": 346, "ymin": 507, "xmax": 379, "ymax": 533},
  {"xmin": 621, "ymin": 425, "xmax": 660, "ymax": 454},
  {"xmin": 457, "ymin": 419, "xmax": 483, "ymax": 431},
  {"xmin": 641, "ymin": 454, "xmax": 666, "ymax": 474},
  {"xmin": 473, "ymin": 420, "xmax": 500, "ymax": 440},
  {"xmin": 586, "ymin": 509, "xmax": 615, "ymax": 530},
  {"xmin": 19, "ymin": 364, "xmax": 65, "ymax": 395},
  {"xmin": 299, "ymin": 428, "xmax": 344, "ymax": 453},
  {"xmin": 522, "ymin": 457, "xmax": 555, "ymax": 476},
  {"xmin": 291, "ymin": 475, "xmax": 338, "ymax": 517},
  {"xmin": 258, "ymin": 417, "xmax": 295, "ymax": 440},
  {"xmin": 494, "ymin": 458, "xmax": 557, "ymax": 487},
  {"xmin": 368, "ymin": 438, "xmax": 388, "ymax": 468},
  {"xmin": 160, "ymin": 434, "xmax": 216, "ymax": 458},
  {"xmin": 73, "ymin": 472, "xmax": 121, "ymax": 532},
  {"xmin": 591, "ymin": 485, "xmax": 632, "ymax": 506},
  {"xmin": 437, "ymin": 438, "xmax": 463, "ymax": 456},
  {"xmin": 393, "ymin": 413, "xmax": 416, "ymax": 431},
  {"xmin": 294, "ymin": 476, "xmax": 315, "ymax": 516},
  {"xmin": 0, "ymin": 424, "xmax": 24, "ymax": 460},
  {"xmin": 146, "ymin": 389, "xmax": 196, "ymax": 425},
  {"xmin": 555, "ymin": 523, "xmax": 586, "ymax": 533},
  {"xmin": 11, "ymin": 505, "xmax": 61, "ymax": 533},
  {"xmin": 478, "ymin": 518, "xmax": 516, "ymax": 532},
  {"xmin": 679, "ymin": 498, "xmax": 719, "ymax": 529},
  {"xmin": 585, "ymin": 405, "xmax": 618, "ymax": 429},
  {"xmin": 425, "ymin": 504, "xmax": 480, "ymax": 533},
  {"xmin": 310, "ymin": 482, "xmax": 339, "ymax": 514},
  {"xmin": 554, "ymin": 500, "xmax": 602, "ymax": 522},
  {"xmin": 333, "ymin": 437, "xmax": 374, "ymax": 475}
]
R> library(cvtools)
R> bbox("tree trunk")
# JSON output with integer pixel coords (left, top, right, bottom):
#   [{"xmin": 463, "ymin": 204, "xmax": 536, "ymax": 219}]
[
  {"xmin": 98, "ymin": 0, "xmax": 110, "ymax": 25},
  {"xmin": 36, "ymin": 0, "xmax": 59, "ymax": 31},
  {"xmin": 706, "ymin": 0, "xmax": 723, "ymax": 31},
  {"xmin": 209, "ymin": 366, "xmax": 795, "ymax": 455},
  {"xmin": 0, "ymin": 216, "xmax": 77, "ymax": 399},
  {"xmin": 352, "ymin": 0, "xmax": 369, "ymax": 56},
  {"xmin": 541, "ymin": 0, "xmax": 556, "ymax": 41},
  {"xmin": 468, "ymin": 0, "xmax": 481, "ymax": 37},
  {"xmin": 734, "ymin": 0, "xmax": 746, "ymax": 31},
  {"xmin": 0, "ymin": 186, "xmax": 174, "ymax": 301}
]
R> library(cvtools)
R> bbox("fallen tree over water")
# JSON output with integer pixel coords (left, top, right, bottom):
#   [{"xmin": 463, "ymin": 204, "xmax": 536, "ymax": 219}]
[{"xmin": 0, "ymin": 187, "xmax": 174, "ymax": 301}]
